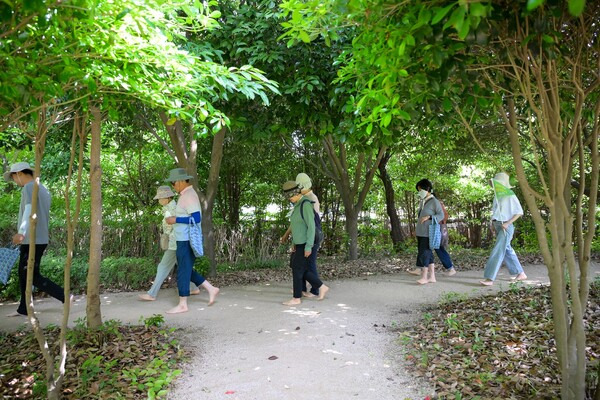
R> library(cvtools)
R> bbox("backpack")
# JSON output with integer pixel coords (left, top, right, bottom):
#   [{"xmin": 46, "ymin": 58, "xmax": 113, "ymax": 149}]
[{"xmin": 300, "ymin": 199, "xmax": 323, "ymax": 246}]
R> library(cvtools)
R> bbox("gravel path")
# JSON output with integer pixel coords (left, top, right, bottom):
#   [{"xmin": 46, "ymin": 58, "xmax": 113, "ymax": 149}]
[{"xmin": 0, "ymin": 263, "xmax": 580, "ymax": 400}]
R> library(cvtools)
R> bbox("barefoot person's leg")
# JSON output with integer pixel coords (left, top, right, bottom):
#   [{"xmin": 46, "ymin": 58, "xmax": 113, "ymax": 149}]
[
  {"xmin": 166, "ymin": 241, "xmax": 193, "ymax": 314},
  {"xmin": 284, "ymin": 245, "xmax": 305, "ymax": 306}
]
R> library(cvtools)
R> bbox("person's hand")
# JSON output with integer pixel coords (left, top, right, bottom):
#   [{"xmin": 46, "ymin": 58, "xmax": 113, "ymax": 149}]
[
  {"xmin": 501, "ymin": 222, "xmax": 509, "ymax": 231},
  {"xmin": 12, "ymin": 233, "xmax": 24, "ymax": 245},
  {"xmin": 280, "ymin": 233, "xmax": 289, "ymax": 244},
  {"xmin": 304, "ymin": 250, "xmax": 311, "ymax": 258},
  {"xmin": 419, "ymin": 216, "xmax": 430, "ymax": 224},
  {"xmin": 165, "ymin": 216, "xmax": 176, "ymax": 225},
  {"xmin": 290, "ymin": 246, "xmax": 296, "ymax": 253}
]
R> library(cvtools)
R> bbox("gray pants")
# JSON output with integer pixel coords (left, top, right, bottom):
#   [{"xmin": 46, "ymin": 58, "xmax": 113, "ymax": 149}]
[{"xmin": 147, "ymin": 250, "xmax": 198, "ymax": 298}]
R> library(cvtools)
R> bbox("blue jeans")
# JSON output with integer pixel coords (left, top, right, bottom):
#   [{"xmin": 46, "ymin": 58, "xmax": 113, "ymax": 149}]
[
  {"xmin": 483, "ymin": 222, "xmax": 524, "ymax": 281},
  {"xmin": 147, "ymin": 250, "xmax": 197, "ymax": 298},
  {"xmin": 176, "ymin": 241, "xmax": 206, "ymax": 296},
  {"xmin": 434, "ymin": 245, "xmax": 453, "ymax": 270}
]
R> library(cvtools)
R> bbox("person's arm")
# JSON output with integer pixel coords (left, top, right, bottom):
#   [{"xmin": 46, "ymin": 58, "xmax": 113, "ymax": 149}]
[
  {"xmin": 166, "ymin": 211, "xmax": 201, "ymax": 225},
  {"xmin": 281, "ymin": 226, "xmax": 292, "ymax": 243},
  {"xmin": 501, "ymin": 214, "xmax": 522, "ymax": 230},
  {"xmin": 303, "ymin": 201, "xmax": 315, "ymax": 256},
  {"xmin": 175, "ymin": 211, "xmax": 201, "ymax": 224}
]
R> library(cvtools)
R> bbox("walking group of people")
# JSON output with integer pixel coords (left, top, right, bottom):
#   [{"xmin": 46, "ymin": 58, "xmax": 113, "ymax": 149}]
[
  {"xmin": 409, "ymin": 174, "xmax": 527, "ymax": 286},
  {"xmin": 3, "ymin": 160, "xmax": 526, "ymax": 317}
]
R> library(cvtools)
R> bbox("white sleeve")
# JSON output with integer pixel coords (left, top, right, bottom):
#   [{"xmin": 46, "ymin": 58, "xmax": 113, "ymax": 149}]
[{"xmin": 18, "ymin": 204, "xmax": 31, "ymax": 235}]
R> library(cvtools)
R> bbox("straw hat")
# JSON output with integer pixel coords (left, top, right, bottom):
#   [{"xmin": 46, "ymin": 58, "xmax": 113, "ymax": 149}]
[
  {"xmin": 493, "ymin": 172, "xmax": 514, "ymax": 188},
  {"xmin": 3, "ymin": 161, "xmax": 32, "ymax": 182},
  {"xmin": 154, "ymin": 185, "xmax": 175, "ymax": 199}
]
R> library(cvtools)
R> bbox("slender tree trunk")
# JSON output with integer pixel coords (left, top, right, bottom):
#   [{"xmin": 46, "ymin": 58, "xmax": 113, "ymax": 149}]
[
  {"xmin": 377, "ymin": 151, "xmax": 404, "ymax": 251},
  {"xmin": 321, "ymin": 135, "xmax": 386, "ymax": 260},
  {"xmin": 86, "ymin": 105, "xmax": 103, "ymax": 329},
  {"xmin": 198, "ymin": 127, "xmax": 225, "ymax": 277}
]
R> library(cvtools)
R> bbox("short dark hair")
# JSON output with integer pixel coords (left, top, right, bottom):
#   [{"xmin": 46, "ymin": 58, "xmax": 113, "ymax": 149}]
[
  {"xmin": 14, "ymin": 169, "xmax": 33, "ymax": 177},
  {"xmin": 416, "ymin": 179, "xmax": 433, "ymax": 193}
]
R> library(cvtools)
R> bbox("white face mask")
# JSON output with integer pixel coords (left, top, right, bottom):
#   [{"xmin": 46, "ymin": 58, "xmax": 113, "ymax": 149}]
[{"xmin": 417, "ymin": 189, "xmax": 428, "ymax": 200}]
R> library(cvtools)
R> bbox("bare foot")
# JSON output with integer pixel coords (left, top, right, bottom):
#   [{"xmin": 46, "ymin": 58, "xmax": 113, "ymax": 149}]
[
  {"xmin": 283, "ymin": 298, "xmax": 302, "ymax": 306},
  {"xmin": 302, "ymin": 291, "xmax": 315, "ymax": 298},
  {"xmin": 416, "ymin": 278, "xmax": 429, "ymax": 285},
  {"xmin": 428, "ymin": 277, "xmax": 437, "ymax": 283},
  {"xmin": 207, "ymin": 287, "xmax": 220, "ymax": 306},
  {"xmin": 514, "ymin": 273, "xmax": 528, "ymax": 281},
  {"xmin": 7, "ymin": 311, "xmax": 25, "ymax": 317},
  {"xmin": 444, "ymin": 268, "xmax": 457, "ymax": 276},
  {"xmin": 317, "ymin": 285, "xmax": 329, "ymax": 300},
  {"xmin": 138, "ymin": 294, "xmax": 156, "ymax": 301},
  {"xmin": 190, "ymin": 289, "xmax": 200, "ymax": 295},
  {"xmin": 480, "ymin": 279, "xmax": 494, "ymax": 286},
  {"xmin": 166, "ymin": 304, "xmax": 188, "ymax": 314},
  {"xmin": 407, "ymin": 268, "xmax": 421, "ymax": 276}
]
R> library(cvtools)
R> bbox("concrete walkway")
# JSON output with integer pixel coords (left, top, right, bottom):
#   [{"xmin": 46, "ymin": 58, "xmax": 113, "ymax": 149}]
[{"xmin": 1, "ymin": 263, "xmax": 598, "ymax": 399}]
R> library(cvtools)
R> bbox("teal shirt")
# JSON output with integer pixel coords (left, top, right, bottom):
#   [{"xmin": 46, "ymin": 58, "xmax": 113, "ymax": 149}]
[{"xmin": 290, "ymin": 196, "xmax": 315, "ymax": 253}]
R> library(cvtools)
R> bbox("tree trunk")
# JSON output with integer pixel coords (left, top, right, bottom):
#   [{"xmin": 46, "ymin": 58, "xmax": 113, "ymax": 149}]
[
  {"xmin": 198, "ymin": 127, "xmax": 225, "ymax": 277},
  {"xmin": 86, "ymin": 105, "xmax": 103, "ymax": 329},
  {"xmin": 155, "ymin": 114, "xmax": 225, "ymax": 277},
  {"xmin": 377, "ymin": 150, "xmax": 404, "ymax": 251},
  {"xmin": 321, "ymin": 134, "xmax": 386, "ymax": 260}
]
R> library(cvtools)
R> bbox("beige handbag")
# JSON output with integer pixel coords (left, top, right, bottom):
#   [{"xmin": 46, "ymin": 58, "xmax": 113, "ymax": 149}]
[{"xmin": 160, "ymin": 233, "xmax": 170, "ymax": 251}]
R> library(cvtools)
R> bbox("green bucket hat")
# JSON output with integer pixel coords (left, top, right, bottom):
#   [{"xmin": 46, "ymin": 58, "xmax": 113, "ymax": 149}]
[{"xmin": 165, "ymin": 168, "xmax": 193, "ymax": 183}]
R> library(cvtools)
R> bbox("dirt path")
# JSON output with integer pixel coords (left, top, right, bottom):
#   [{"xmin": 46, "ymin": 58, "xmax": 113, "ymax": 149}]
[{"xmin": 2, "ymin": 264, "xmax": 594, "ymax": 399}]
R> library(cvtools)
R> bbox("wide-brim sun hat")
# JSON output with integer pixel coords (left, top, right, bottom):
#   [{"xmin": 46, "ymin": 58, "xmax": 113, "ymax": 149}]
[
  {"xmin": 165, "ymin": 168, "xmax": 193, "ymax": 183},
  {"xmin": 282, "ymin": 180, "xmax": 300, "ymax": 196},
  {"xmin": 3, "ymin": 161, "xmax": 32, "ymax": 182},
  {"xmin": 295, "ymin": 172, "xmax": 312, "ymax": 190},
  {"xmin": 493, "ymin": 172, "xmax": 514, "ymax": 188},
  {"xmin": 154, "ymin": 185, "xmax": 175, "ymax": 199}
]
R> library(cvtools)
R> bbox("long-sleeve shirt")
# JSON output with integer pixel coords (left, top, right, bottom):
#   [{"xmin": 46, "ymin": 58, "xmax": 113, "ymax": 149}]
[
  {"xmin": 416, "ymin": 196, "xmax": 444, "ymax": 237},
  {"xmin": 290, "ymin": 196, "xmax": 316, "ymax": 253}
]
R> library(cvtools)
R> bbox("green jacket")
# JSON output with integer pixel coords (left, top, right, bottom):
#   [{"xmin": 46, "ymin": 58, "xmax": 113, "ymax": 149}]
[{"xmin": 290, "ymin": 196, "xmax": 315, "ymax": 253}]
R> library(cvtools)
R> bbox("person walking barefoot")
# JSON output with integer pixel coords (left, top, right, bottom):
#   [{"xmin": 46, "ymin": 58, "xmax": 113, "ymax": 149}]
[
  {"xmin": 281, "ymin": 181, "xmax": 329, "ymax": 306},
  {"xmin": 163, "ymin": 168, "xmax": 219, "ymax": 313},
  {"xmin": 139, "ymin": 185, "xmax": 200, "ymax": 301},
  {"xmin": 414, "ymin": 179, "xmax": 444, "ymax": 285},
  {"xmin": 480, "ymin": 172, "xmax": 527, "ymax": 286}
]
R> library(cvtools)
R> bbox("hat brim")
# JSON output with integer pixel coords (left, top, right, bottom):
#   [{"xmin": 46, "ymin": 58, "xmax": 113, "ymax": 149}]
[
  {"xmin": 164, "ymin": 175, "xmax": 193, "ymax": 183},
  {"xmin": 3, "ymin": 171, "xmax": 12, "ymax": 182}
]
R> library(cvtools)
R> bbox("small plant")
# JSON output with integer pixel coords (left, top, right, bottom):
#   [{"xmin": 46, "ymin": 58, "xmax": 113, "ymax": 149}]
[
  {"xmin": 141, "ymin": 314, "xmax": 165, "ymax": 329},
  {"xmin": 445, "ymin": 313, "xmax": 462, "ymax": 332}
]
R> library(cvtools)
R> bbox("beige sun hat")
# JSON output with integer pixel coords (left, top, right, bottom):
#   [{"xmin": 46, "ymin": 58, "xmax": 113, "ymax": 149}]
[
  {"xmin": 282, "ymin": 180, "xmax": 301, "ymax": 196},
  {"xmin": 154, "ymin": 185, "xmax": 175, "ymax": 199},
  {"xmin": 493, "ymin": 172, "xmax": 514, "ymax": 188},
  {"xmin": 3, "ymin": 161, "xmax": 32, "ymax": 182}
]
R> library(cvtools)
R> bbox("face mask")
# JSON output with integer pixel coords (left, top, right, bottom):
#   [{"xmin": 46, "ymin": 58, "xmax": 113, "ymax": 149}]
[{"xmin": 417, "ymin": 189, "xmax": 428, "ymax": 200}]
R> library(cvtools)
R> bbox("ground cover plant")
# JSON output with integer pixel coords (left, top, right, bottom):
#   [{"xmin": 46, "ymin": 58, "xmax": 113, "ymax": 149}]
[
  {"xmin": 399, "ymin": 279, "xmax": 600, "ymax": 399},
  {"xmin": 0, "ymin": 315, "xmax": 184, "ymax": 399}
]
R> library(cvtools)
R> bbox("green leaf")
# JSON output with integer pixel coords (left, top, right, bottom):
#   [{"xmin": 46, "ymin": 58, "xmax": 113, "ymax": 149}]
[
  {"xmin": 166, "ymin": 117, "xmax": 177, "ymax": 126},
  {"xmin": 397, "ymin": 109, "xmax": 411, "ymax": 120},
  {"xmin": 568, "ymin": 0, "xmax": 585, "ymax": 16},
  {"xmin": 469, "ymin": 2, "xmax": 487, "ymax": 17},
  {"xmin": 442, "ymin": 97, "xmax": 452, "ymax": 112},
  {"xmin": 526, "ymin": 0, "xmax": 545, "ymax": 11},
  {"xmin": 432, "ymin": 4, "xmax": 455, "ymax": 25},
  {"xmin": 298, "ymin": 30, "xmax": 311, "ymax": 43}
]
